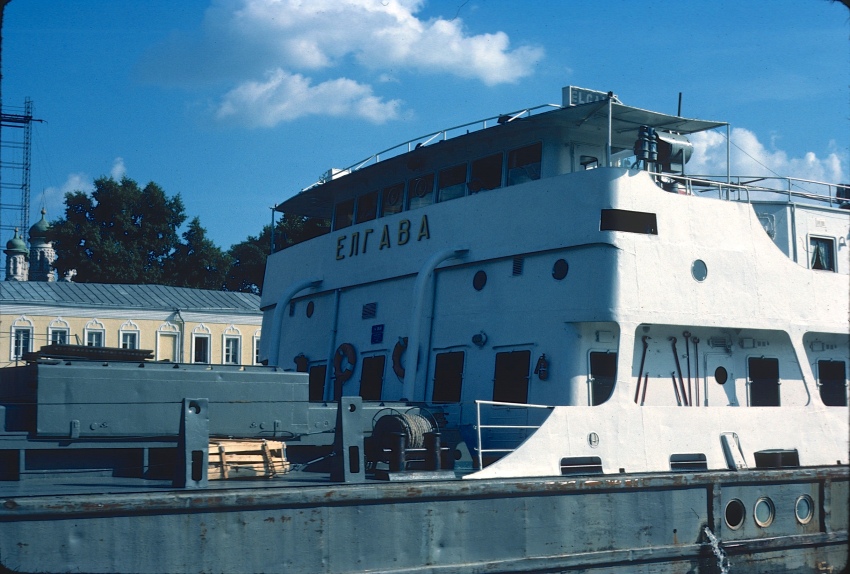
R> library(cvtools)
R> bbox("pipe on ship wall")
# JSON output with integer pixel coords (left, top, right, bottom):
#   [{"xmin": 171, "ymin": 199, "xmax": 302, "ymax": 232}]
[
  {"xmin": 402, "ymin": 247, "xmax": 468, "ymax": 402},
  {"xmin": 266, "ymin": 278, "xmax": 323, "ymax": 367}
]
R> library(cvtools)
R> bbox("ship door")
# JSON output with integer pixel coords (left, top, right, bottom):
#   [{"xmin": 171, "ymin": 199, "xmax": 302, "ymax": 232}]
[
  {"xmin": 704, "ymin": 354, "xmax": 738, "ymax": 406},
  {"xmin": 493, "ymin": 350, "xmax": 531, "ymax": 404}
]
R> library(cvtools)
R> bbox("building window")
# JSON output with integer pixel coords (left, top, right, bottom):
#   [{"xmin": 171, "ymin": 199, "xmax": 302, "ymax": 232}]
[
  {"xmin": 223, "ymin": 337, "xmax": 240, "ymax": 364},
  {"xmin": 810, "ymin": 237, "xmax": 835, "ymax": 271},
  {"xmin": 50, "ymin": 329, "xmax": 69, "ymax": 345},
  {"xmin": 253, "ymin": 332, "xmax": 262, "ymax": 365},
  {"xmin": 12, "ymin": 327, "xmax": 32, "ymax": 360},
  {"xmin": 86, "ymin": 331, "xmax": 104, "ymax": 347},
  {"xmin": 156, "ymin": 322, "xmax": 180, "ymax": 362},
  {"xmin": 121, "ymin": 332, "xmax": 138, "ymax": 350},
  {"xmin": 193, "ymin": 335, "xmax": 210, "ymax": 363}
]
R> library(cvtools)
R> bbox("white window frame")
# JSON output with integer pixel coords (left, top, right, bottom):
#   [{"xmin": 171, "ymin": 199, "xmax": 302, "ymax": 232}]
[
  {"xmin": 222, "ymin": 325, "xmax": 241, "ymax": 365},
  {"xmin": 156, "ymin": 322, "xmax": 181, "ymax": 362},
  {"xmin": 253, "ymin": 329, "xmax": 262, "ymax": 365},
  {"xmin": 119, "ymin": 320, "xmax": 141, "ymax": 350},
  {"xmin": 48, "ymin": 317, "xmax": 71, "ymax": 346},
  {"xmin": 10, "ymin": 316, "xmax": 34, "ymax": 361},
  {"xmin": 808, "ymin": 235, "xmax": 837, "ymax": 272},
  {"xmin": 84, "ymin": 319, "xmax": 106, "ymax": 348},
  {"xmin": 192, "ymin": 324, "xmax": 212, "ymax": 364}
]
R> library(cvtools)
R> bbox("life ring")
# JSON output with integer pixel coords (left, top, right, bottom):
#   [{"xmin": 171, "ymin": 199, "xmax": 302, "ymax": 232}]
[
  {"xmin": 392, "ymin": 337, "xmax": 408, "ymax": 379},
  {"xmin": 333, "ymin": 343, "xmax": 357, "ymax": 385}
]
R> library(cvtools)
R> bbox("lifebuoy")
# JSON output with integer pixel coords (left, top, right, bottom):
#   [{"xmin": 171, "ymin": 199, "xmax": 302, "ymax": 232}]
[
  {"xmin": 392, "ymin": 337, "xmax": 408, "ymax": 379},
  {"xmin": 333, "ymin": 343, "xmax": 357, "ymax": 386}
]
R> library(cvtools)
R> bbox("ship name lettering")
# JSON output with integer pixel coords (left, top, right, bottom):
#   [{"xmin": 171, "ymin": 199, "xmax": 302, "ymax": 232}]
[{"xmin": 336, "ymin": 215, "xmax": 430, "ymax": 260}]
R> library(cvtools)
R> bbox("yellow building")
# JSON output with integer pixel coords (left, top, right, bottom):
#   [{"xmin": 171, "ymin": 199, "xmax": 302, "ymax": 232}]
[{"xmin": 0, "ymin": 281, "xmax": 262, "ymax": 368}]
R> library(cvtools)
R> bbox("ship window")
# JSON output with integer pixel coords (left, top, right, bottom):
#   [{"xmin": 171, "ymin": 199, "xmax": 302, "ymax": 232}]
[
  {"xmin": 333, "ymin": 198, "xmax": 355, "ymax": 230},
  {"xmin": 360, "ymin": 355, "xmax": 386, "ymax": 401},
  {"xmin": 306, "ymin": 301, "xmax": 315, "ymax": 318},
  {"xmin": 818, "ymin": 360, "xmax": 847, "ymax": 407},
  {"xmin": 438, "ymin": 163, "xmax": 467, "ymax": 202},
  {"xmin": 507, "ymin": 142, "xmax": 542, "ymax": 186},
  {"xmin": 309, "ymin": 364, "xmax": 327, "ymax": 402},
  {"xmin": 380, "ymin": 183, "xmax": 405, "ymax": 216},
  {"xmin": 810, "ymin": 237, "xmax": 835, "ymax": 271},
  {"xmin": 580, "ymin": 155, "xmax": 598, "ymax": 170},
  {"xmin": 600, "ymin": 209, "xmax": 658, "ymax": 235},
  {"xmin": 552, "ymin": 259, "xmax": 569, "ymax": 280},
  {"xmin": 433, "ymin": 351, "xmax": 464, "ymax": 403},
  {"xmin": 408, "ymin": 173, "xmax": 435, "ymax": 210},
  {"xmin": 748, "ymin": 357, "xmax": 780, "ymax": 406},
  {"xmin": 472, "ymin": 270, "xmax": 487, "ymax": 291},
  {"xmin": 493, "ymin": 350, "xmax": 530, "ymax": 404},
  {"xmin": 355, "ymin": 190, "xmax": 379, "ymax": 223},
  {"xmin": 590, "ymin": 352, "xmax": 617, "ymax": 405},
  {"xmin": 469, "ymin": 153, "xmax": 503, "ymax": 192}
]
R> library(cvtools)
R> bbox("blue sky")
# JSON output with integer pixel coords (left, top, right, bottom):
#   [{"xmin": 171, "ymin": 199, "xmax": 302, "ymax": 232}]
[{"xmin": 3, "ymin": 0, "xmax": 848, "ymax": 249}]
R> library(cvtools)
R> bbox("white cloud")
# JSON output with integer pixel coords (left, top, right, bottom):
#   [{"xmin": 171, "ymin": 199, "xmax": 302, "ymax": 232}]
[
  {"xmin": 689, "ymin": 127, "xmax": 846, "ymax": 186},
  {"xmin": 145, "ymin": 0, "xmax": 544, "ymax": 126},
  {"xmin": 110, "ymin": 157, "xmax": 127, "ymax": 180},
  {"xmin": 34, "ymin": 172, "xmax": 94, "ymax": 221},
  {"xmin": 216, "ymin": 69, "xmax": 402, "ymax": 126}
]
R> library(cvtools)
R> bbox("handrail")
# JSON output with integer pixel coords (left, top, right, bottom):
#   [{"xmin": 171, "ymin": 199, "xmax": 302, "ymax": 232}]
[
  {"xmin": 474, "ymin": 399, "xmax": 554, "ymax": 470},
  {"xmin": 664, "ymin": 172, "xmax": 845, "ymax": 207},
  {"xmin": 303, "ymin": 104, "xmax": 563, "ymax": 191}
]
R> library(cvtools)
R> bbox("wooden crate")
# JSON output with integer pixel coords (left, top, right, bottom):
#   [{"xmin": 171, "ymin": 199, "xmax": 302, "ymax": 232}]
[{"xmin": 208, "ymin": 439, "xmax": 289, "ymax": 480}]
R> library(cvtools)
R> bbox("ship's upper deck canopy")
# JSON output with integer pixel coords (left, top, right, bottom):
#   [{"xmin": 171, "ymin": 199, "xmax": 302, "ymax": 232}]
[{"xmin": 275, "ymin": 87, "xmax": 726, "ymax": 220}]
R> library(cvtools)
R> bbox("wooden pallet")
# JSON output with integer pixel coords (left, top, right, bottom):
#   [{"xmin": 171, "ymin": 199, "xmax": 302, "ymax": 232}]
[{"xmin": 208, "ymin": 439, "xmax": 289, "ymax": 480}]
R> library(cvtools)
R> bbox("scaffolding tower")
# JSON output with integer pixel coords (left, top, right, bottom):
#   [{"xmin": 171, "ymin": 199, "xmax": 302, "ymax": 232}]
[{"xmin": 0, "ymin": 97, "xmax": 34, "ymax": 239}]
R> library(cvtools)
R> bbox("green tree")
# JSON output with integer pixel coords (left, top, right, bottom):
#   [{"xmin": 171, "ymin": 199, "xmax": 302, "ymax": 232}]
[{"xmin": 166, "ymin": 217, "xmax": 232, "ymax": 290}]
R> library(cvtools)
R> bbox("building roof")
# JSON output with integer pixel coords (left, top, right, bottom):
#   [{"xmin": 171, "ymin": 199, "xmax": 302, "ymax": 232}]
[{"xmin": 0, "ymin": 281, "xmax": 260, "ymax": 314}]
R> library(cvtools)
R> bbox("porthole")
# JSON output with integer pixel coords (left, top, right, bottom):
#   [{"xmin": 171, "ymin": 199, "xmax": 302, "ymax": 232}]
[
  {"xmin": 753, "ymin": 497, "xmax": 775, "ymax": 528},
  {"xmin": 473, "ymin": 270, "xmax": 487, "ymax": 291},
  {"xmin": 552, "ymin": 259, "xmax": 569, "ymax": 280},
  {"xmin": 306, "ymin": 301, "xmax": 315, "ymax": 318},
  {"xmin": 691, "ymin": 259, "xmax": 708, "ymax": 282},
  {"xmin": 724, "ymin": 498, "xmax": 745, "ymax": 530},
  {"xmin": 795, "ymin": 495, "xmax": 814, "ymax": 525},
  {"xmin": 714, "ymin": 366, "xmax": 728, "ymax": 385}
]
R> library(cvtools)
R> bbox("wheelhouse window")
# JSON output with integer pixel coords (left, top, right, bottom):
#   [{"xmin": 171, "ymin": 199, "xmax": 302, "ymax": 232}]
[
  {"xmin": 437, "ymin": 163, "xmax": 467, "ymax": 202},
  {"xmin": 810, "ymin": 237, "xmax": 835, "ymax": 271},
  {"xmin": 433, "ymin": 351, "xmax": 464, "ymax": 403},
  {"xmin": 355, "ymin": 190, "xmax": 379, "ymax": 223},
  {"xmin": 408, "ymin": 173, "xmax": 435, "ymax": 210},
  {"xmin": 333, "ymin": 198, "xmax": 355, "ymax": 230},
  {"xmin": 507, "ymin": 142, "xmax": 542, "ymax": 186},
  {"xmin": 380, "ymin": 182, "xmax": 405, "ymax": 216},
  {"xmin": 589, "ymin": 352, "xmax": 617, "ymax": 405},
  {"xmin": 493, "ymin": 350, "xmax": 530, "ymax": 404},
  {"xmin": 469, "ymin": 153, "xmax": 503, "ymax": 192},
  {"xmin": 818, "ymin": 360, "xmax": 847, "ymax": 407},
  {"xmin": 359, "ymin": 355, "xmax": 386, "ymax": 401},
  {"xmin": 748, "ymin": 357, "xmax": 780, "ymax": 406},
  {"xmin": 12, "ymin": 327, "xmax": 32, "ymax": 360}
]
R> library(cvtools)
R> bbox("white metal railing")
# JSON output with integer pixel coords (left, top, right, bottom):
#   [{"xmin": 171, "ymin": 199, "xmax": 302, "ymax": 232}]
[
  {"xmin": 663, "ymin": 173, "xmax": 846, "ymax": 208},
  {"xmin": 474, "ymin": 399, "xmax": 554, "ymax": 470},
  {"xmin": 302, "ymin": 104, "xmax": 562, "ymax": 191}
]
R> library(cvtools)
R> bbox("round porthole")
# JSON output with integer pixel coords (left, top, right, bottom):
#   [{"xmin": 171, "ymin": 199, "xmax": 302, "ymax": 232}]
[
  {"xmin": 724, "ymin": 499, "xmax": 745, "ymax": 530},
  {"xmin": 714, "ymin": 366, "xmax": 728, "ymax": 385},
  {"xmin": 691, "ymin": 259, "xmax": 708, "ymax": 282},
  {"xmin": 473, "ymin": 270, "xmax": 487, "ymax": 291},
  {"xmin": 795, "ymin": 495, "xmax": 814, "ymax": 525},
  {"xmin": 552, "ymin": 259, "xmax": 569, "ymax": 280},
  {"xmin": 306, "ymin": 301, "xmax": 315, "ymax": 318},
  {"xmin": 754, "ymin": 497, "xmax": 775, "ymax": 528}
]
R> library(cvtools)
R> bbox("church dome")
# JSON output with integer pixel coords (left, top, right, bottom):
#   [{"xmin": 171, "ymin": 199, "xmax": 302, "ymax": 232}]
[
  {"xmin": 28, "ymin": 209, "xmax": 50, "ymax": 240},
  {"xmin": 5, "ymin": 228, "xmax": 27, "ymax": 254}
]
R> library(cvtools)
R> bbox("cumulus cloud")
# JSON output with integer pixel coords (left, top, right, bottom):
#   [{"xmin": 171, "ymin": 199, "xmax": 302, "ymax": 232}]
[
  {"xmin": 110, "ymin": 157, "xmax": 127, "ymax": 180},
  {"xmin": 143, "ymin": 0, "xmax": 544, "ymax": 126},
  {"xmin": 34, "ymin": 172, "xmax": 95, "ymax": 220},
  {"xmin": 689, "ymin": 127, "xmax": 846, "ymax": 186}
]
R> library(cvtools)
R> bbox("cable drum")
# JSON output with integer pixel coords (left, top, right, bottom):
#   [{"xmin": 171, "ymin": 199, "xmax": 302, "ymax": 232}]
[{"xmin": 372, "ymin": 412, "xmax": 434, "ymax": 449}]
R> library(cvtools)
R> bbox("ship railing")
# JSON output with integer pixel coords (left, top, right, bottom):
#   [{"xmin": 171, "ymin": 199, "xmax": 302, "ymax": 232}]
[
  {"xmin": 474, "ymin": 399, "xmax": 554, "ymax": 470},
  {"xmin": 303, "ymin": 104, "xmax": 562, "ymax": 190},
  {"xmin": 658, "ymin": 173, "xmax": 847, "ymax": 208}
]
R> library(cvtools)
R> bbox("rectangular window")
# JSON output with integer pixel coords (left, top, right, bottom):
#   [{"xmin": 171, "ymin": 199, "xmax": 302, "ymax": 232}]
[
  {"xmin": 407, "ymin": 173, "xmax": 435, "ymax": 210},
  {"xmin": 433, "ymin": 351, "xmax": 464, "ymax": 403},
  {"xmin": 748, "ymin": 357, "xmax": 780, "ymax": 406},
  {"xmin": 193, "ymin": 336, "xmax": 210, "ymax": 363},
  {"xmin": 254, "ymin": 337, "xmax": 261, "ymax": 365},
  {"xmin": 359, "ymin": 355, "xmax": 386, "ymax": 401},
  {"xmin": 12, "ymin": 328, "xmax": 32, "ymax": 360},
  {"xmin": 355, "ymin": 190, "xmax": 379, "ymax": 223},
  {"xmin": 810, "ymin": 237, "xmax": 835, "ymax": 271},
  {"xmin": 50, "ymin": 329, "xmax": 68, "ymax": 345},
  {"xmin": 224, "ymin": 337, "xmax": 240, "ymax": 365},
  {"xmin": 600, "ymin": 209, "xmax": 658, "ymax": 235},
  {"xmin": 818, "ymin": 360, "xmax": 847, "ymax": 407},
  {"xmin": 86, "ymin": 331, "xmax": 104, "ymax": 347},
  {"xmin": 380, "ymin": 182, "xmax": 405, "ymax": 216},
  {"xmin": 589, "ymin": 352, "xmax": 617, "ymax": 405},
  {"xmin": 507, "ymin": 142, "xmax": 542, "ymax": 186},
  {"xmin": 332, "ymin": 198, "xmax": 355, "ymax": 231},
  {"xmin": 493, "ymin": 350, "xmax": 531, "ymax": 404},
  {"xmin": 157, "ymin": 333, "xmax": 178, "ymax": 362},
  {"xmin": 437, "ymin": 163, "xmax": 467, "ymax": 202},
  {"xmin": 121, "ymin": 332, "xmax": 138, "ymax": 350},
  {"xmin": 309, "ymin": 364, "xmax": 327, "ymax": 402},
  {"xmin": 470, "ymin": 153, "xmax": 503, "ymax": 192}
]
